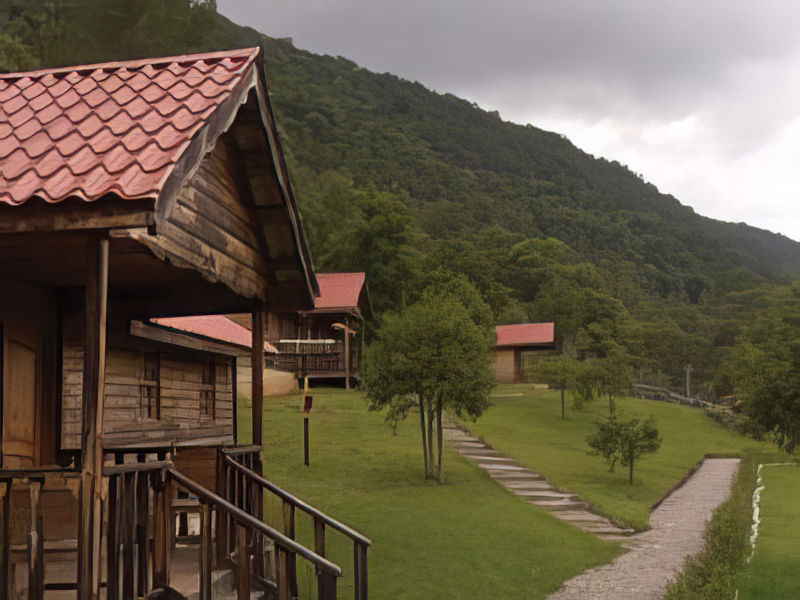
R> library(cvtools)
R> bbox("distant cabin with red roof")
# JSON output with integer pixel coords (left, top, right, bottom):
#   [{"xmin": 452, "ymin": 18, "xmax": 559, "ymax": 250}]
[
  {"xmin": 494, "ymin": 323, "xmax": 556, "ymax": 382},
  {"xmin": 273, "ymin": 272, "xmax": 370, "ymax": 388}
]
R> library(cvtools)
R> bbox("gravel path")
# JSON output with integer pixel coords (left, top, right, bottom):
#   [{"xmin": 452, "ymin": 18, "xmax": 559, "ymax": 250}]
[{"xmin": 547, "ymin": 457, "xmax": 741, "ymax": 600}]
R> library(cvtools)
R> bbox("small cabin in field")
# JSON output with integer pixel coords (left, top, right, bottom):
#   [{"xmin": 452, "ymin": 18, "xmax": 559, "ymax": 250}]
[
  {"xmin": 274, "ymin": 272, "xmax": 370, "ymax": 389},
  {"xmin": 0, "ymin": 48, "xmax": 368, "ymax": 599},
  {"xmin": 494, "ymin": 323, "xmax": 556, "ymax": 383}
]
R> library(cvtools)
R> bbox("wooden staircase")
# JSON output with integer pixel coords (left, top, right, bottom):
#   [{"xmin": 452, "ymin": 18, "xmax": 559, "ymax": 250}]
[{"xmin": 0, "ymin": 450, "xmax": 370, "ymax": 600}]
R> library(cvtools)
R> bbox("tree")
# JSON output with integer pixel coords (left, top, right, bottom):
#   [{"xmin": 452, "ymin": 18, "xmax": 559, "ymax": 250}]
[
  {"xmin": 537, "ymin": 354, "xmax": 577, "ymax": 419},
  {"xmin": 587, "ymin": 417, "xmax": 661, "ymax": 484},
  {"xmin": 365, "ymin": 282, "xmax": 494, "ymax": 480}
]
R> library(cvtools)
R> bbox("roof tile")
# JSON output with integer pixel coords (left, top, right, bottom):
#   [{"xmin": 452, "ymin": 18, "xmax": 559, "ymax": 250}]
[
  {"xmin": 25, "ymin": 131, "xmax": 54, "ymax": 158},
  {"xmin": 0, "ymin": 48, "xmax": 259, "ymax": 206},
  {"xmin": 89, "ymin": 131, "xmax": 118, "ymax": 155}
]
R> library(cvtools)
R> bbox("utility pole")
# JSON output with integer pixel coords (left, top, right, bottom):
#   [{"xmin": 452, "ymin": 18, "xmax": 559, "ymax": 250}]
[{"xmin": 684, "ymin": 364, "xmax": 692, "ymax": 398}]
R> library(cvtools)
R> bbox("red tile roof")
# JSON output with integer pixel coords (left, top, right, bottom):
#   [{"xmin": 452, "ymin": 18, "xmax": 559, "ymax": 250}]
[
  {"xmin": 0, "ymin": 48, "xmax": 259, "ymax": 206},
  {"xmin": 495, "ymin": 323, "xmax": 555, "ymax": 348},
  {"xmin": 151, "ymin": 315, "xmax": 278, "ymax": 353},
  {"xmin": 313, "ymin": 272, "xmax": 366, "ymax": 310}
]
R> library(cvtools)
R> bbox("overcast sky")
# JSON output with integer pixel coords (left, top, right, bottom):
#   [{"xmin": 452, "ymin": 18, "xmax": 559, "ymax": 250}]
[{"xmin": 219, "ymin": 0, "xmax": 800, "ymax": 241}]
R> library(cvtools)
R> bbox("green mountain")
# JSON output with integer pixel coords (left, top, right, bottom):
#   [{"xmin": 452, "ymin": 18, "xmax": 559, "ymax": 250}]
[{"xmin": 2, "ymin": 0, "xmax": 798, "ymax": 390}]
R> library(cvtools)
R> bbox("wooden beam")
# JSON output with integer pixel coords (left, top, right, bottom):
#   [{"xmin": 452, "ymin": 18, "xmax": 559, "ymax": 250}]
[
  {"xmin": 251, "ymin": 307, "xmax": 264, "ymax": 449},
  {"xmin": 77, "ymin": 234, "xmax": 109, "ymax": 600},
  {"xmin": 0, "ymin": 205, "xmax": 153, "ymax": 235}
]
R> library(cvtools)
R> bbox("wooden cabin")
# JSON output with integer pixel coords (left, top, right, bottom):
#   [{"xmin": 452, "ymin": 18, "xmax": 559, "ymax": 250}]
[
  {"xmin": 145, "ymin": 315, "xmax": 300, "ymax": 397},
  {"xmin": 494, "ymin": 323, "xmax": 556, "ymax": 383},
  {"xmin": 0, "ymin": 48, "xmax": 368, "ymax": 599},
  {"xmin": 273, "ymin": 272, "xmax": 370, "ymax": 389}
]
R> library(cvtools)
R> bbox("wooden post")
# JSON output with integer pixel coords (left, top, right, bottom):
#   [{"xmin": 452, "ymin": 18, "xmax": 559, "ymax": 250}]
[
  {"xmin": 313, "ymin": 516, "xmax": 325, "ymax": 557},
  {"xmin": 106, "ymin": 475, "xmax": 119, "ymax": 600},
  {"xmin": 236, "ymin": 525, "xmax": 250, "ymax": 600},
  {"xmin": 343, "ymin": 316, "xmax": 350, "ymax": 390},
  {"xmin": 251, "ymin": 307, "xmax": 264, "ymax": 449},
  {"xmin": 199, "ymin": 503, "xmax": 212, "ymax": 600},
  {"xmin": 28, "ymin": 480, "xmax": 43, "ymax": 600},
  {"xmin": 153, "ymin": 473, "xmax": 172, "ymax": 589},
  {"xmin": 78, "ymin": 235, "xmax": 109, "ymax": 600},
  {"xmin": 1, "ymin": 482, "xmax": 9, "ymax": 600}
]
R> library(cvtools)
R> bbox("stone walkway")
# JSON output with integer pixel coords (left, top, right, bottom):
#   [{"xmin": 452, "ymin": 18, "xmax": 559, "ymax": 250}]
[
  {"xmin": 445, "ymin": 422, "xmax": 741, "ymax": 599},
  {"xmin": 443, "ymin": 422, "xmax": 635, "ymax": 538},
  {"xmin": 548, "ymin": 457, "xmax": 740, "ymax": 599}
]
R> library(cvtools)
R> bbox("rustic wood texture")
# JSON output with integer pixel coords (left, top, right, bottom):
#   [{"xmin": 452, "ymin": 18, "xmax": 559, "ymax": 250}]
[
  {"xmin": 251, "ymin": 307, "xmax": 264, "ymax": 448},
  {"xmin": 78, "ymin": 234, "xmax": 108, "ymax": 600},
  {"xmin": 62, "ymin": 342, "xmax": 234, "ymax": 450},
  {"xmin": 126, "ymin": 136, "xmax": 269, "ymax": 304}
]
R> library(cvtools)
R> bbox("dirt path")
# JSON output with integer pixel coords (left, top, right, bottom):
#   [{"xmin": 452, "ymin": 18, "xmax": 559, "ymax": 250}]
[{"xmin": 547, "ymin": 457, "xmax": 740, "ymax": 599}]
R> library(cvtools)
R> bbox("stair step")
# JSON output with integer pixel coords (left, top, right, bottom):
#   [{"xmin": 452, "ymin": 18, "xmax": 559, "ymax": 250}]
[
  {"xmin": 479, "ymin": 463, "xmax": 525, "ymax": 471},
  {"xmin": 502, "ymin": 481, "xmax": 550, "ymax": 490},
  {"xmin": 551, "ymin": 511, "xmax": 608, "ymax": 523},
  {"xmin": 514, "ymin": 490, "xmax": 576, "ymax": 500},
  {"xmin": 530, "ymin": 499, "xmax": 588, "ymax": 509}
]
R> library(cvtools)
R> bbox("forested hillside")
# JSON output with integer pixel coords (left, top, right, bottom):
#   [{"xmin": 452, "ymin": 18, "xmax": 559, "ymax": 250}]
[{"xmin": 2, "ymin": 0, "xmax": 799, "ymax": 394}]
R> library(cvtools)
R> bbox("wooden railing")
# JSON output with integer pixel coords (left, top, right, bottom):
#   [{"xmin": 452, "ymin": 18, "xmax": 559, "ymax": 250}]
[
  {"xmin": 0, "ymin": 466, "xmax": 82, "ymax": 600},
  {"xmin": 104, "ymin": 459, "xmax": 342, "ymax": 600},
  {"xmin": 168, "ymin": 468, "xmax": 341, "ymax": 599},
  {"xmin": 222, "ymin": 449, "xmax": 371, "ymax": 600}
]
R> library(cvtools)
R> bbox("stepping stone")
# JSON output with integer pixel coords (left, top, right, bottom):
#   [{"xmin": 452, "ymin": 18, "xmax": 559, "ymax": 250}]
[
  {"xmin": 515, "ymin": 490, "xmax": 576, "ymax": 500},
  {"xmin": 465, "ymin": 455, "xmax": 516, "ymax": 462},
  {"xmin": 503, "ymin": 481, "xmax": 551, "ymax": 490},
  {"xmin": 457, "ymin": 442, "xmax": 488, "ymax": 449},
  {"xmin": 531, "ymin": 498, "xmax": 588, "ymax": 509},
  {"xmin": 480, "ymin": 463, "xmax": 525, "ymax": 471},
  {"xmin": 552, "ymin": 511, "xmax": 607, "ymax": 523},
  {"xmin": 586, "ymin": 525, "xmax": 635, "ymax": 536},
  {"xmin": 489, "ymin": 471, "xmax": 543, "ymax": 479}
]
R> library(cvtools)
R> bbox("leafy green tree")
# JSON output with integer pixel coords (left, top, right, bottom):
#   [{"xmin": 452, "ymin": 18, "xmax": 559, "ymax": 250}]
[
  {"xmin": 537, "ymin": 354, "xmax": 577, "ymax": 419},
  {"xmin": 587, "ymin": 417, "xmax": 662, "ymax": 484},
  {"xmin": 728, "ymin": 312, "xmax": 800, "ymax": 451},
  {"xmin": 365, "ymin": 285, "xmax": 494, "ymax": 480}
]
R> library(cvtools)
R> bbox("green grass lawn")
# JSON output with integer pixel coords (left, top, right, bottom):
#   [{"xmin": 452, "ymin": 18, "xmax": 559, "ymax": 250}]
[
  {"xmin": 735, "ymin": 465, "xmax": 800, "ymax": 599},
  {"xmin": 239, "ymin": 389, "xmax": 621, "ymax": 599},
  {"xmin": 464, "ymin": 384, "xmax": 776, "ymax": 530}
]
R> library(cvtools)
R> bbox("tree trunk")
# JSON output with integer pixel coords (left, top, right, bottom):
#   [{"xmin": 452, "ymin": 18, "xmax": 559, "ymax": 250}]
[
  {"xmin": 418, "ymin": 395, "xmax": 429, "ymax": 478},
  {"xmin": 561, "ymin": 386, "xmax": 565, "ymax": 420},
  {"xmin": 609, "ymin": 393, "xmax": 615, "ymax": 418},
  {"xmin": 435, "ymin": 397, "xmax": 443, "ymax": 482},
  {"xmin": 629, "ymin": 456, "xmax": 634, "ymax": 485},
  {"xmin": 426, "ymin": 402, "xmax": 435, "ymax": 479}
]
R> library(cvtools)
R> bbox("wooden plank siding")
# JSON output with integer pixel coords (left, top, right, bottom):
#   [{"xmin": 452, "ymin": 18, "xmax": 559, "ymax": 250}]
[
  {"xmin": 61, "ymin": 342, "xmax": 234, "ymax": 449},
  {"xmin": 125, "ymin": 135, "xmax": 270, "ymax": 303}
]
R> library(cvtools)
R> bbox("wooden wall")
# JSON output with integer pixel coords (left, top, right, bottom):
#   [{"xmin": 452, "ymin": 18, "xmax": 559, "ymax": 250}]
[
  {"xmin": 125, "ymin": 135, "xmax": 269, "ymax": 304},
  {"xmin": 61, "ymin": 342, "xmax": 234, "ymax": 449},
  {"xmin": 494, "ymin": 349, "xmax": 518, "ymax": 383}
]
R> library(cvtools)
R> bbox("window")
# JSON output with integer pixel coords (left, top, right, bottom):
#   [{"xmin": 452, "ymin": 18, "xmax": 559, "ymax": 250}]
[
  {"xmin": 200, "ymin": 357, "xmax": 215, "ymax": 419},
  {"xmin": 139, "ymin": 352, "xmax": 160, "ymax": 420}
]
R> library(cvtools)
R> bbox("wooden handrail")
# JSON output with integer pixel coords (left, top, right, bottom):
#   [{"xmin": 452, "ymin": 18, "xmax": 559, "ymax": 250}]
[
  {"xmin": 224, "ymin": 456, "xmax": 371, "ymax": 547},
  {"xmin": 166, "ymin": 467, "xmax": 342, "ymax": 577}
]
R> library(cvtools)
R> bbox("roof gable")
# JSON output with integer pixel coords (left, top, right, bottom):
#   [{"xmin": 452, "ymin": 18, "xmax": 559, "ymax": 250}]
[
  {"xmin": 0, "ymin": 48, "xmax": 259, "ymax": 206},
  {"xmin": 313, "ymin": 272, "xmax": 366, "ymax": 311}
]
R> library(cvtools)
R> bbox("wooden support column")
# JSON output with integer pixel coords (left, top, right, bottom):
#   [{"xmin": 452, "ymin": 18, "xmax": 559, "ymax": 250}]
[
  {"xmin": 251, "ymin": 306, "xmax": 264, "ymax": 450},
  {"xmin": 344, "ymin": 316, "xmax": 351, "ymax": 391},
  {"xmin": 77, "ymin": 235, "xmax": 109, "ymax": 600}
]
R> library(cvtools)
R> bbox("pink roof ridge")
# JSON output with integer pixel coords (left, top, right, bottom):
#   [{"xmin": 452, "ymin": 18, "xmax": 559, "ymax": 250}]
[
  {"xmin": 313, "ymin": 272, "xmax": 366, "ymax": 310},
  {"xmin": 495, "ymin": 323, "xmax": 555, "ymax": 348},
  {"xmin": 151, "ymin": 315, "xmax": 278, "ymax": 354},
  {"xmin": 0, "ymin": 48, "xmax": 259, "ymax": 206}
]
